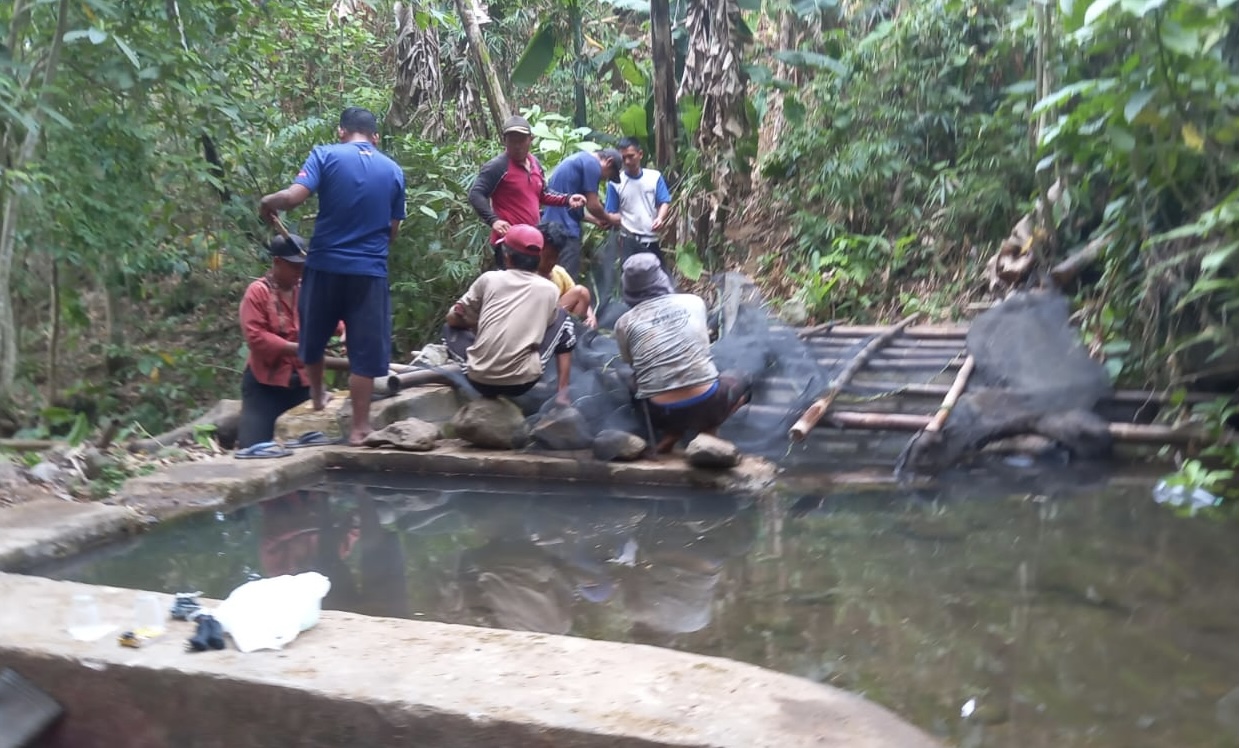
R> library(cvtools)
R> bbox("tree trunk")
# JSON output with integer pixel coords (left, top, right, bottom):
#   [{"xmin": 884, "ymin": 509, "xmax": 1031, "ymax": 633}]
[
  {"xmin": 46, "ymin": 257, "xmax": 60, "ymax": 404},
  {"xmin": 650, "ymin": 0, "xmax": 678, "ymax": 170},
  {"xmin": 389, "ymin": 2, "xmax": 446, "ymax": 139},
  {"xmin": 0, "ymin": 0, "xmax": 71, "ymax": 398},
  {"xmin": 677, "ymin": 0, "xmax": 748, "ymax": 258},
  {"xmin": 453, "ymin": 0, "xmax": 510, "ymax": 135},
  {"xmin": 570, "ymin": 0, "xmax": 587, "ymax": 129}
]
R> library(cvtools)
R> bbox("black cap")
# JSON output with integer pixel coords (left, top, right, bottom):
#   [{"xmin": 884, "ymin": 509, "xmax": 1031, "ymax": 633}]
[
  {"xmin": 268, "ymin": 234, "xmax": 306, "ymax": 263},
  {"xmin": 503, "ymin": 115, "xmax": 533, "ymax": 136}
]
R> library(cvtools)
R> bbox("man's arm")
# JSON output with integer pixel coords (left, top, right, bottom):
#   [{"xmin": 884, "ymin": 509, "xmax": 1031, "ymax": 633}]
[
  {"xmin": 467, "ymin": 156, "xmax": 506, "ymax": 228},
  {"xmin": 390, "ymin": 169, "xmax": 407, "ymax": 244},
  {"xmin": 446, "ymin": 277, "xmax": 484, "ymax": 329},
  {"xmin": 651, "ymin": 174, "xmax": 672, "ymax": 231},
  {"xmin": 261, "ymin": 148, "xmax": 320, "ymax": 224},
  {"xmin": 259, "ymin": 184, "xmax": 311, "ymax": 225},
  {"xmin": 604, "ymin": 183, "xmax": 622, "ymax": 228},
  {"xmin": 584, "ymin": 191, "xmax": 607, "ymax": 223}
]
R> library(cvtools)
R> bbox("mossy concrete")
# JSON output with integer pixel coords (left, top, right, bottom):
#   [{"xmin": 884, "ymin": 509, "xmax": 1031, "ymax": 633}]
[
  {"xmin": 0, "ymin": 573, "xmax": 942, "ymax": 748},
  {"xmin": 0, "ymin": 500, "xmax": 142, "ymax": 572}
]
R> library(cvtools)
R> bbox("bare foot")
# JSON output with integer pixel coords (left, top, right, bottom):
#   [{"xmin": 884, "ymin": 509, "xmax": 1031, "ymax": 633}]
[
  {"xmin": 312, "ymin": 391, "xmax": 334, "ymax": 411},
  {"xmin": 348, "ymin": 428, "xmax": 371, "ymax": 447}
]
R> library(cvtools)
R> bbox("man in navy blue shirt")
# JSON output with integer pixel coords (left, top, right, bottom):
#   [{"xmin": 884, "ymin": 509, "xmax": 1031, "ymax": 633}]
[
  {"xmin": 259, "ymin": 106, "xmax": 406, "ymax": 446},
  {"xmin": 541, "ymin": 148, "xmax": 621, "ymax": 280}
]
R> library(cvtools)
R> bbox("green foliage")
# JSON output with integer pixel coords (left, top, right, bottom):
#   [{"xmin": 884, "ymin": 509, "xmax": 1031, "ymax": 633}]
[{"xmin": 764, "ymin": 0, "xmax": 1034, "ymax": 320}]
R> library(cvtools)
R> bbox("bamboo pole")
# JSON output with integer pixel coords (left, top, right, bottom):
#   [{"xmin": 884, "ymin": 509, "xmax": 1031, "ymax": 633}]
[
  {"xmin": 808, "ymin": 410, "xmax": 1236, "ymax": 447},
  {"xmin": 820, "ymin": 324, "xmax": 966, "ymax": 338},
  {"xmin": 0, "ymin": 438, "xmax": 61, "ymax": 452},
  {"xmin": 925, "ymin": 355, "xmax": 975, "ymax": 432},
  {"xmin": 789, "ymin": 313, "xmax": 921, "ymax": 442}
]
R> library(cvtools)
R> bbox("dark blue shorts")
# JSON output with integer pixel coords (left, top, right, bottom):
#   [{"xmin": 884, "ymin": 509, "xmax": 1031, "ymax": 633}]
[{"xmin": 298, "ymin": 267, "xmax": 391, "ymax": 378}]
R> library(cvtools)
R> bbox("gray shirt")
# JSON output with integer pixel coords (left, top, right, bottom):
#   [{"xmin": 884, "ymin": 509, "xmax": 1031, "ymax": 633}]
[{"xmin": 615, "ymin": 294, "xmax": 718, "ymax": 399}]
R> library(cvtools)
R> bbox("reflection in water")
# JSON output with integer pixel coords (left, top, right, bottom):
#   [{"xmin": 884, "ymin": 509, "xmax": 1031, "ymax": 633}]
[{"xmin": 35, "ymin": 474, "xmax": 1239, "ymax": 748}]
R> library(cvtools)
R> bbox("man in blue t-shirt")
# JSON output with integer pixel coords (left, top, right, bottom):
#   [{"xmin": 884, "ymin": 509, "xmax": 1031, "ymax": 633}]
[
  {"xmin": 540, "ymin": 148, "xmax": 621, "ymax": 280},
  {"xmin": 259, "ymin": 106, "xmax": 407, "ymax": 446}
]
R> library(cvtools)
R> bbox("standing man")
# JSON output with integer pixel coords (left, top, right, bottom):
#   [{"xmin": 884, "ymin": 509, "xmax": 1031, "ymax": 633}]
[
  {"xmin": 540, "ymin": 147, "xmax": 622, "ymax": 279},
  {"xmin": 259, "ymin": 106, "xmax": 406, "ymax": 447},
  {"xmin": 605, "ymin": 137, "xmax": 673, "ymax": 268},
  {"xmin": 469, "ymin": 115, "xmax": 587, "ymax": 269}
]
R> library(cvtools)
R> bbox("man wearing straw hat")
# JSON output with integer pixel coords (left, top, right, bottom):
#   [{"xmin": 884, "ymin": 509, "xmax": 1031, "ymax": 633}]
[{"xmin": 259, "ymin": 106, "xmax": 406, "ymax": 446}]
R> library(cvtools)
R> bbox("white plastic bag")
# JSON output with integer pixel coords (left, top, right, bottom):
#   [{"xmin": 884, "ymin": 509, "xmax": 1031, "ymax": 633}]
[{"xmin": 214, "ymin": 572, "xmax": 331, "ymax": 653}]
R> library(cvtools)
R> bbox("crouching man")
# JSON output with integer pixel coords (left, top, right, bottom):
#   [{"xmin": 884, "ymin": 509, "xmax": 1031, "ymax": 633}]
[
  {"xmin": 614, "ymin": 254, "xmax": 750, "ymax": 453},
  {"xmin": 444, "ymin": 224, "xmax": 575, "ymax": 405}
]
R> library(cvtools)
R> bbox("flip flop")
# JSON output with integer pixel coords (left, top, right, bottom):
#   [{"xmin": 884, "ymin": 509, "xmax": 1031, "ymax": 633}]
[
  {"xmin": 234, "ymin": 441, "xmax": 292, "ymax": 460},
  {"xmin": 285, "ymin": 431, "xmax": 341, "ymax": 449}
]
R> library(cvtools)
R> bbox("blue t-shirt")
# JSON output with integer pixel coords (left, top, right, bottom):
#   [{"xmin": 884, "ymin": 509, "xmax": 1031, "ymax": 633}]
[
  {"xmin": 294, "ymin": 142, "xmax": 407, "ymax": 278},
  {"xmin": 541, "ymin": 150, "xmax": 602, "ymax": 238}
]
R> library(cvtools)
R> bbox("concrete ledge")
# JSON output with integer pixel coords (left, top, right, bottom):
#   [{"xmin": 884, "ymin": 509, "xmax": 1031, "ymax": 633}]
[
  {"xmin": 326, "ymin": 442, "xmax": 777, "ymax": 492},
  {"xmin": 111, "ymin": 444, "xmax": 776, "ymax": 523},
  {"xmin": 0, "ymin": 574, "xmax": 941, "ymax": 748},
  {"xmin": 0, "ymin": 500, "xmax": 141, "ymax": 572},
  {"xmin": 115, "ymin": 449, "xmax": 329, "ymax": 522}
]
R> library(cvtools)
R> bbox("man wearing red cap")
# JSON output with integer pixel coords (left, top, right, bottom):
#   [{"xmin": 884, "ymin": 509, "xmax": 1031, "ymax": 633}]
[{"xmin": 445, "ymin": 224, "xmax": 576, "ymax": 404}]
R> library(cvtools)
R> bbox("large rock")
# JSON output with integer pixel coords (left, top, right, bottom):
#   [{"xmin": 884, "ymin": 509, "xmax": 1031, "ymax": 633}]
[
  {"xmin": 363, "ymin": 419, "xmax": 440, "ymax": 452},
  {"xmin": 531, "ymin": 407, "xmax": 592, "ymax": 450},
  {"xmin": 685, "ymin": 434, "xmax": 740, "ymax": 469},
  {"xmin": 450, "ymin": 399, "xmax": 528, "ymax": 450},
  {"xmin": 275, "ymin": 394, "xmax": 348, "ymax": 442},
  {"xmin": 592, "ymin": 430, "xmax": 647, "ymax": 462}
]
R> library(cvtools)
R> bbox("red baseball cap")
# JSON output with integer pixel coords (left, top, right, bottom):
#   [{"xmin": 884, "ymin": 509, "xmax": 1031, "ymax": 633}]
[{"xmin": 503, "ymin": 224, "xmax": 544, "ymax": 256}]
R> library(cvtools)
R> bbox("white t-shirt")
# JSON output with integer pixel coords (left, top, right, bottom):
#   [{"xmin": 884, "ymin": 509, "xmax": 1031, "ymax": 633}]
[{"xmin": 606, "ymin": 168, "xmax": 670, "ymax": 240}]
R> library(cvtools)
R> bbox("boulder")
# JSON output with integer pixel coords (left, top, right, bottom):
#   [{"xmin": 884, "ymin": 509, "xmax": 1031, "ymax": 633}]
[
  {"xmin": 531, "ymin": 407, "xmax": 592, "ymax": 450},
  {"xmin": 29, "ymin": 461, "xmax": 63, "ymax": 483},
  {"xmin": 275, "ymin": 394, "xmax": 348, "ymax": 443},
  {"xmin": 592, "ymin": 430, "xmax": 647, "ymax": 462},
  {"xmin": 450, "ymin": 398, "xmax": 528, "ymax": 450},
  {"xmin": 685, "ymin": 434, "xmax": 740, "ymax": 469},
  {"xmin": 0, "ymin": 457, "xmax": 24, "ymax": 488},
  {"xmin": 363, "ymin": 419, "xmax": 440, "ymax": 452}
]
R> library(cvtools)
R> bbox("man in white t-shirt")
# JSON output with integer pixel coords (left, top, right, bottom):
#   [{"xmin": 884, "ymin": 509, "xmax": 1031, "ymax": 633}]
[
  {"xmin": 444, "ymin": 224, "xmax": 576, "ymax": 405},
  {"xmin": 604, "ymin": 137, "xmax": 672, "ymax": 270},
  {"xmin": 614, "ymin": 254, "xmax": 751, "ymax": 453}
]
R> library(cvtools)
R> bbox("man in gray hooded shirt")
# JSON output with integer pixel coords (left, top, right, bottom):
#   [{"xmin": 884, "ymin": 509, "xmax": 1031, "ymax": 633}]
[{"xmin": 614, "ymin": 254, "xmax": 751, "ymax": 453}]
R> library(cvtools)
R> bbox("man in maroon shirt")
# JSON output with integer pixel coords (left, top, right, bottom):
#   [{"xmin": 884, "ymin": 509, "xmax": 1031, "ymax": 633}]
[{"xmin": 468, "ymin": 115, "xmax": 587, "ymax": 268}]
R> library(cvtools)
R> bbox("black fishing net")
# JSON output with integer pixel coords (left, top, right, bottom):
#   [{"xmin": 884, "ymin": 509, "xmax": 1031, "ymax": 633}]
[
  {"xmin": 422, "ymin": 232, "xmax": 839, "ymax": 462},
  {"xmin": 899, "ymin": 290, "xmax": 1115, "ymax": 474}
]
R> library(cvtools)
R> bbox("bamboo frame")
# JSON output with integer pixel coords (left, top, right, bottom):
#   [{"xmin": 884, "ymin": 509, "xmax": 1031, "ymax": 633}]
[
  {"xmin": 789, "ymin": 313, "xmax": 921, "ymax": 442},
  {"xmin": 925, "ymin": 356, "xmax": 975, "ymax": 433}
]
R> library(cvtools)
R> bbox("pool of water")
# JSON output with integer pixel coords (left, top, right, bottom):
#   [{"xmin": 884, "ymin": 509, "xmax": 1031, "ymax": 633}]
[{"xmin": 32, "ymin": 470, "xmax": 1239, "ymax": 748}]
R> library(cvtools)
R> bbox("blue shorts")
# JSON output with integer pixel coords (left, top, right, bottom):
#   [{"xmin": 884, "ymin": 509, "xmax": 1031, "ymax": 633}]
[{"xmin": 298, "ymin": 267, "xmax": 391, "ymax": 378}]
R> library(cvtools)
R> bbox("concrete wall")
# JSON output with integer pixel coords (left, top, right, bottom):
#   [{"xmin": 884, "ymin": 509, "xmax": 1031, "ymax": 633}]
[{"xmin": 0, "ymin": 574, "xmax": 941, "ymax": 748}]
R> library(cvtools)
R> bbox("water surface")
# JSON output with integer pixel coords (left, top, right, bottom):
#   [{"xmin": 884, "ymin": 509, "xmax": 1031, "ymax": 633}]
[{"xmin": 35, "ymin": 471, "xmax": 1239, "ymax": 748}]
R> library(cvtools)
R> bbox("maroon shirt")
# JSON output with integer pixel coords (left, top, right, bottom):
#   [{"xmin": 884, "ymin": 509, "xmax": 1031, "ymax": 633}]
[{"xmin": 468, "ymin": 152, "xmax": 571, "ymax": 245}]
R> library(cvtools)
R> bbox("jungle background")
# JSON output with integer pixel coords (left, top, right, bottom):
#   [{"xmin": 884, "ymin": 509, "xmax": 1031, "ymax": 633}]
[{"xmin": 0, "ymin": 0, "xmax": 1235, "ymax": 466}]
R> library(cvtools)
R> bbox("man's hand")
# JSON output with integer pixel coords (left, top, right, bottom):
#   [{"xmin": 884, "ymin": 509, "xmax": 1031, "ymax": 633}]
[
  {"xmin": 554, "ymin": 390, "xmax": 572, "ymax": 408},
  {"xmin": 651, "ymin": 217, "xmax": 665, "ymax": 231},
  {"xmin": 492, "ymin": 219, "xmax": 511, "ymax": 236},
  {"xmin": 584, "ymin": 310, "xmax": 598, "ymax": 330},
  {"xmin": 259, "ymin": 194, "xmax": 280, "ymax": 224},
  {"xmin": 568, "ymin": 194, "xmax": 587, "ymax": 209}
]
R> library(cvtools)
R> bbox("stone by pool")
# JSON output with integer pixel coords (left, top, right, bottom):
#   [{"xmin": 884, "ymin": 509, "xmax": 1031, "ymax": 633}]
[{"xmin": 27, "ymin": 468, "xmax": 1239, "ymax": 748}]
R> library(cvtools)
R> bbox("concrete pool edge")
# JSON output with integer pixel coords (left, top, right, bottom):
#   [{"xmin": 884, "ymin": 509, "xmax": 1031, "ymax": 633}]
[
  {"xmin": 112, "ymin": 443, "xmax": 780, "ymax": 523},
  {"xmin": 0, "ymin": 573, "xmax": 943, "ymax": 748}
]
